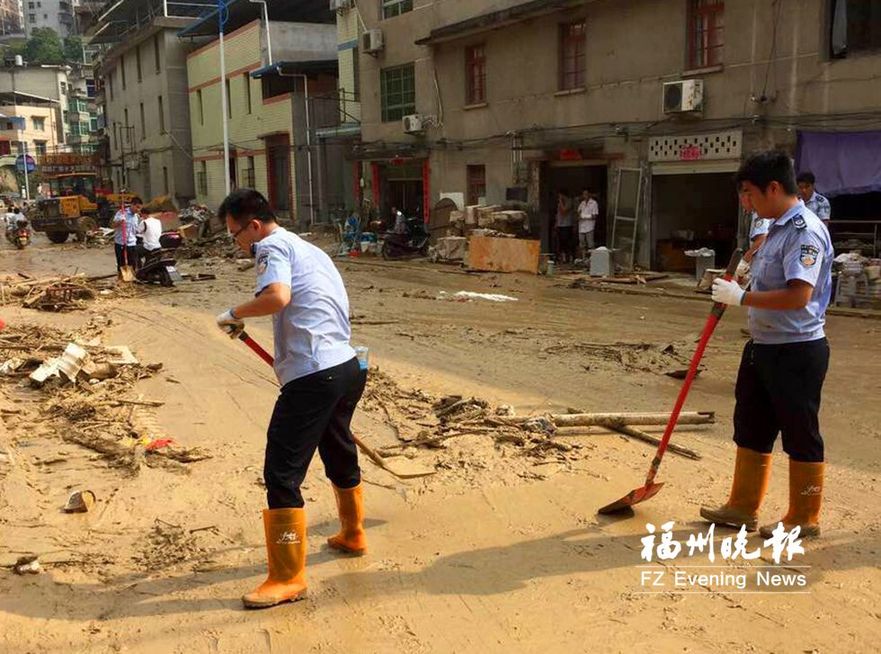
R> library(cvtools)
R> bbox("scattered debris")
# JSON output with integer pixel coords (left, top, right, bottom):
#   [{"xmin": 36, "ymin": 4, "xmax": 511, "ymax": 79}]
[
  {"xmin": 13, "ymin": 555, "xmax": 42, "ymax": 575},
  {"xmin": 64, "ymin": 490, "xmax": 97, "ymax": 513},
  {"xmin": 442, "ymin": 291, "xmax": 518, "ymax": 303},
  {"xmin": 541, "ymin": 340, "xmax": 693, "ymax": 375}
]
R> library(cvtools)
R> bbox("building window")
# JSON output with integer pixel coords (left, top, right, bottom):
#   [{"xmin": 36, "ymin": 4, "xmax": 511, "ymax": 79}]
[
  {"xmin": 687, "ymin": 0, "xmax": 724, "ymax": 69},
  {"xmin": 467, "ymin": 165, "xmax": 486, "ymax": 206},
  {"xmin": 559, "ymin": 20, "xmax": 586, "ymax": 90},
  {"xmin": 158, "ymin": 95, "xmax": 165, "ymax": 133},
  {"xmin": 108, "ymin": 71, "xmax": 114, "ymax": 100},
  {"xmin": 0, "ymin": 141, "xmax": 10, "ymax": 156},
  {"xmin": 226, "ymin": 78, "xmax": 232, "ymax": 119},
  {"xmin": 154, "ymin": 34, "xmax": 161, "ymax": 72},
  {"xmin": 352, "ymin": 48, "xmax": 361, "ymax": 101},
  {"xmin": 163, "ymin": 166, "xmax": 169, "ymax": 195},
  {"xmin": 139, "ymin": 102, "xmax": 146, "ymax": 141},
  {"xmin": 124, "ymin": 108, "xmax": 129, "ymax": 142},
  {"xmin": 113, "ymin": 123, "xmax": 118, "ymax": 150},
  {"xmin": 29, "ymin": 14, "xmax": 36, "ymax": 23},
  {"xmin": 136, "ymin": 44, "xmax": 142, "ymax": 82},
  {"xmin": 831, "ymin": 0, "xmax": 881, "ymax": 57},
  {"xmin": 197, "ymin": 89, "xmax": 204, "ymax": 125},
  {"xmin": 465, "ymin": 44, "xmax": 486, "ymax": 105},
  {"xmin": 243, "ymin": 156, "xmax": 255, "ymax": 187},
  {"xmin": 197, "ymin": 161, "xmax": 208, "ymax": 195},
  {"xmin": 381, "ymin": 63, "xmax": 415, "ymax": 122},
  {"xmin": 34, "ymin": 140, "xmax": 47, "ymax": 155},
  {"xmin": 121, "ymin": 54, "xmax": 126, "ymax": 89},
  {"xmin": 90, "ymin": 117, "xmax": 98, "ymax": 132},
  {"xmin": 382, "ymin": 0, "xmax": 413, "ymax": 19},
  {"xmin": 243, "ymin": 73, "xmax": 252, "ymax": 114},
  {"xmin": 32, "ymin": 117, "xmax": 46, "ymax": 131}
]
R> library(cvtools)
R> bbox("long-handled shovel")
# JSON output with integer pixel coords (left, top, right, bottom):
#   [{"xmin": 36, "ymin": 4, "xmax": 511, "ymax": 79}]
[
  {"xmin": 597, "ymin": 249, "xmax": 742, "ymax": 515},
  {"xmin": 235, "ymin": 331, "xmax": 434, "ymax": 481}
]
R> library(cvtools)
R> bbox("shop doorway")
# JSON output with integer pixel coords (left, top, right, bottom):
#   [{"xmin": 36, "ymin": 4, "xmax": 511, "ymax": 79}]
[
  {"xmin": 266, "ymin": 134, "xmax": 291, "ymax": 214},
  {"xmin": 380, "ymin": 161, "xmax": 424, "ymax": 223},
  {"xmin": 539, "ymin": 162, "xmax": 608, "ymax": 253},
  {"xmin": 651, "ymin": 172, "xmax": 739, "ymax": 272}
]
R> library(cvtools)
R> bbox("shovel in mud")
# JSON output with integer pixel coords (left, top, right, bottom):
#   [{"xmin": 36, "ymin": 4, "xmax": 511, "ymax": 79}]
[
  {"xmin": 236, "ymin": 331, "xmax": 435, "ymax": 481},
  {"xmin": 597, "ymin": 249, "xmax": 742, "ymax": 516},
  {"xmin": 118, "ymin": 210, "xmax": 136, "ymax": 283}
]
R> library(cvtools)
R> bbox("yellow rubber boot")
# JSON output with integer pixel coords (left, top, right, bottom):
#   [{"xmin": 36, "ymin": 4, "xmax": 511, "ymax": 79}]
[
  {"xmin": 700, "ymin": 447, "xmax": 772, "ymax": 531},
  {"xmin": 759, "ymin": 460, "xmax": 824, "ymax": 539},
  {"xmin": 327, "ymin": 483, "xmax": 367, "ymax": 555},
  {"xmin": 242, "ymin": 508, "xmax": 308, "ymax": 609}
]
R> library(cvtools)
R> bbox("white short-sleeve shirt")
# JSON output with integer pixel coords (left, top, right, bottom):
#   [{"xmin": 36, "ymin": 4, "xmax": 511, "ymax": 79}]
[{"xmin": 254, "ymin": 227, "xmax": 356, "ymax": 386}]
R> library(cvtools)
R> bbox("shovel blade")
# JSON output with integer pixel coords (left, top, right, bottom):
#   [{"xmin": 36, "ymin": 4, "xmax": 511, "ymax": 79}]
[
  {"xmin": 597, "ymin": 482, "xmax": 665, "ymax": 515},
  {"xmin": 119, "ymin": 266, "xmax": 135, "ymax": 283}
]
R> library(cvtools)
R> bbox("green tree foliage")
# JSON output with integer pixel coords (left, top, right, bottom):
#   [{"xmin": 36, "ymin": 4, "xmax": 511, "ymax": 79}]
[{"xmin": 23, "ymin": 28, "xmax": 64, "ymax": 64}]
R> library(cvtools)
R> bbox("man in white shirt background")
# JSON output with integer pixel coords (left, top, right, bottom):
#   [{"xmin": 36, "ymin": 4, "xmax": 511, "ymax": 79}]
[
  {"xmin": 577, "ymin": 190, "xmax": 599, "ymax": 259},
  {"xmin": 137, "ymin": 207, "xmax": 163, "ymax": 266}
]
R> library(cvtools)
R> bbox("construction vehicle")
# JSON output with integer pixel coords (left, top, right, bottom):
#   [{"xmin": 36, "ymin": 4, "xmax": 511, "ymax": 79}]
[{"xmin": 29, "ymin": 154, "xmax": 133, "ymax": 244}]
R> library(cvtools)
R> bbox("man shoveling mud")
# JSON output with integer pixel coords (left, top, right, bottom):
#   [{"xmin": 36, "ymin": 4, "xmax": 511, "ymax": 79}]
[
  {"xmin": 701, "ymin": 151, "xmax": 833, "ymax": 538},
  {"xmin": 215, "ymin": 189, "xmax": 368, "ymax": 609}
]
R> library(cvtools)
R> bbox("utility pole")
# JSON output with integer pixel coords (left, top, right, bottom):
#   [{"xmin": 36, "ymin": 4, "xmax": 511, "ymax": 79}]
[{"xmin": 219, "ymin": 0, "xmax": 231, "ymax": 197}]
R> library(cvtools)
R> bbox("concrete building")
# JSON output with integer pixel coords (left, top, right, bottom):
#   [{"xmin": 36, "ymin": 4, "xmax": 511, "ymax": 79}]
[
  {"xmin": 92, "ymin": 0, "xmax": 209, "ymax": 203},
  {"xmin": 66, "ymin": 63, "xmax": 97, "ymax": 154},
  {"xmin": 0, "ymin": 0, "xmax": 24, "ymax": 38},
  {"xmin": 23, "ymin": 0, "xmax": 75, "ymax": 38},
  {"xmin": 350, "ymin": 0, "xmax": 881, "ymax": 270},
  {"xmin": 178, "ymin": 0, "xmax": 338, "ymax": 225},
  {"xmin": 0, "ymin": 90, "xmax": 59, "ymax": 157},
  {"xmin": 0, "ymin": 63, "xmax": 70, "ymax": 147}
]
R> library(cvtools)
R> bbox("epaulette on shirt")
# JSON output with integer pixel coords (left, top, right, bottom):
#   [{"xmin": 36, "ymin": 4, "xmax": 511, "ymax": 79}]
[{"xmin": 792, "ymin": 214, "xmax": 807, "ymax": 229}]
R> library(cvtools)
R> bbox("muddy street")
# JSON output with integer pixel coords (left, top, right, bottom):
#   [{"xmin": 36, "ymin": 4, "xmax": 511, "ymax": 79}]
[{"xmin": 1, "ymin": 238, "xmax": 880, "ymax": 653}]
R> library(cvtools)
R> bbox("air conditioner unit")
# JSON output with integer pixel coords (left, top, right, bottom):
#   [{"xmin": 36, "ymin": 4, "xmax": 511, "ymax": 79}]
[
  {"xmin": 362, "ymin": 29, "xmax": 384, "ymax": 55},
  {"xmin": 402, "ymin": 114, "xmax": 424, "ymax": 134},
  {"xmin": 663, "ymin": 79, "xmax": 704, "ymax": 113},
  {"xmin": 330, "ymin": 0, "xmax": 353, "ymax": 11}
]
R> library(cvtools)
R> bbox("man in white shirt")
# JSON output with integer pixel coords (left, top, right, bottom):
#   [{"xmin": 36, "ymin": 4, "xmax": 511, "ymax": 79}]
[
  {"xmin": 215, "ymin": 189, "xmax": 366, "ymax": 610},
  {"xmin": 137, "ymin": 208, "xmax": 163, "ymax": 265},
  {"xmin": 577, "ymin": 190, "xmax": 599, "ymax": 258}
]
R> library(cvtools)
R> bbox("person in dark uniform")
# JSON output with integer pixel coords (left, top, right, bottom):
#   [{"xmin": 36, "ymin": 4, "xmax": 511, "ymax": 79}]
[{"xmin": 701, "ymin": 151, "xmax": 833, "ymax": 538}]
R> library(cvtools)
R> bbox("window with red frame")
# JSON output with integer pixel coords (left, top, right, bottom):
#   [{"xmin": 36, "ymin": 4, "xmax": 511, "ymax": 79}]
[
  {"xmin": 466, "ymin": 44, "xmax": 486, "ymax": 105},
  {"xmin": 688, "ymin": 0, "xmax": 724, "ymax": 69},
  {"xmin": 559, "ymin": 20, "xmax": 586, "ymax": 91},
  {"xmin": 467, "ymin": 165, "xmax": 486, "ymax": 206}
]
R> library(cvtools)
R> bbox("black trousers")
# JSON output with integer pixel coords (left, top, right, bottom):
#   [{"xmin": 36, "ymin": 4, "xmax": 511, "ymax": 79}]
[
  {"xmin": 264, "ymin": 357, "xmax": 366, "ymax": 509},
  {"xmin": 556, "ymin": 226, "xmax": 575, "ymax": 261},
  {"xmin": 115, "ymin": 244, "xmax": 138, "ymax": 271},
  {"xmin": 733, "ymin": 339, "xmax": 829, "ymax": 462}
]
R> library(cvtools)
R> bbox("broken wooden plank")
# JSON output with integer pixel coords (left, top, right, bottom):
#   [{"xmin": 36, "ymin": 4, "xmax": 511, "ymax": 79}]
[{"xmin": 607, "ymin": 424, "xmax": 702, "ymax": 460}]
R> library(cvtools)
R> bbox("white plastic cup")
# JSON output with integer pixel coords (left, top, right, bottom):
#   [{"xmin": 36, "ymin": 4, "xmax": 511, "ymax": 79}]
[{"xmin": 354, "ymin": 346, "xmax": 369, "ymax": 371}]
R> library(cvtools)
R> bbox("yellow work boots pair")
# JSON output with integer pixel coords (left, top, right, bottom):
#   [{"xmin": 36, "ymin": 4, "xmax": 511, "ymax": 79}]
[
  {"xmin": 242, "ymin": 484, "xmax": 367, "ymax": 609},
  {"xmin": 700, "ymin": 447, "xmax": 824, "ymax": 538}
]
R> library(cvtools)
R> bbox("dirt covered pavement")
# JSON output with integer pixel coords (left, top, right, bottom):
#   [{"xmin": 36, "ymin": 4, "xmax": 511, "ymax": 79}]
[{"xmin": 1, "ymin": 235, "xmax": 880, "ymax": 653}]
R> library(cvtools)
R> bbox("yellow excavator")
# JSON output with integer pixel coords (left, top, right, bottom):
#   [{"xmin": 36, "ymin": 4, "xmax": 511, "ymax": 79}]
[{"xmin": 31, "ymin": 172, "xmax": 133, "ymax": 244}]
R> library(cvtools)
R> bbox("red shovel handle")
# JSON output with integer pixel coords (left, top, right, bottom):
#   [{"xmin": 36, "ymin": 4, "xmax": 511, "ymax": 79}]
[
  {"xmin": 643, "ymin": 248, "xmax": 742, "ymax": 487},
  {"xmin": 239, "ymin": 331, "xmax": 274, "ymax": 366}
]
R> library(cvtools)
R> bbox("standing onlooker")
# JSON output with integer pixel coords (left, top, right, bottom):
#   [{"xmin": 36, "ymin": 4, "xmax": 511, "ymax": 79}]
[
  {"xmin": 113, "ymin": 197, "xmax": 141, "ymax": 272},
  {"xmin": 577, "ymin": 190, "xmax": 599, "ymax": 258},
  {"xmin": 797, "ymin": 172, "xmax": 831, "ymax": 225},
  {"xmin": 555, "ymin": 189, "xmax": 575, "ymax": 264}
]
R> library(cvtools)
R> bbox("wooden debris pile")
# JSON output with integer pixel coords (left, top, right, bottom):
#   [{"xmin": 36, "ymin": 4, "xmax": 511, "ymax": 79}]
[
  {"xmin": 0, "ymin": 320, "xmax": 210, "ymax": 474},
  {"xmin": 0, "ymin": 273, "xmax": 142, "ymax": 311}
]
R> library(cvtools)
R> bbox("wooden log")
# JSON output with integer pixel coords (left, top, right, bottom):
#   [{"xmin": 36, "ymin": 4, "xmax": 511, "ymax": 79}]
[
  {"xmin": 549, "ymin": 411, "xmax": 714, "ymax": 427},
  {"xmin": 607, "ymin": 424, "xmax": 702, "ymax": 460}
]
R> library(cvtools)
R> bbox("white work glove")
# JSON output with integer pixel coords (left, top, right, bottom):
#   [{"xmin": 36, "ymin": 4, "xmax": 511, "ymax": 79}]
[
  {"xmin": 712, "ymin": 278, "xmax": 745, "ymax": 306},
  {"xmin": 735, "ymin": 260, "xmax": 750, "ymax": 279},
  {"xmin": 216, "ymin": 309, "xmax": 244, "ymax": 338}
]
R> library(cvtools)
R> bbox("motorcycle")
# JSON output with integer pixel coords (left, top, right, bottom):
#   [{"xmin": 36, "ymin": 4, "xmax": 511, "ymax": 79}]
[
  {"xmin": 5, "ymin": 220, "xmax": 31, "ymax": 250},
  {"xmin": 136, "ymin": 248, "xmax": 183, "ymax": 287},
  {"xmin": 381, "ymin": 216, "xmax": 430, "ymax": 260}
]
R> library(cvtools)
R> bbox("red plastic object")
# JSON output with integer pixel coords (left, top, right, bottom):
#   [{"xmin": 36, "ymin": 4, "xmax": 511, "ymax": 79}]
[{"xmin": 145, "ymin": 438, "xmax": 175, "ymax": 451}]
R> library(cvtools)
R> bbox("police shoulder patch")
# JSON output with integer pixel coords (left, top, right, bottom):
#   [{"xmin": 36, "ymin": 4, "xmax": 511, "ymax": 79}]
[
  {"xmin": 256, "ymin": 251, "xmax": 269, "ymax": 274},
  {"xmin": 799, "ymin": 243, "xmax": 820, "ymax": 267},
  {"xmin": 792, "ymin": 214, "xmax": 807, "ymax": 230}
]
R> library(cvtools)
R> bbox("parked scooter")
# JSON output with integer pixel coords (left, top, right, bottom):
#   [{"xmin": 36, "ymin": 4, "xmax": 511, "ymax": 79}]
[
  {"xmin": 136, "ymin": 248, "xmax": 183, "ymax": 287},
  {"xmin": 381, "ymin": 216, "xmax": 430, "ymax": 260}
]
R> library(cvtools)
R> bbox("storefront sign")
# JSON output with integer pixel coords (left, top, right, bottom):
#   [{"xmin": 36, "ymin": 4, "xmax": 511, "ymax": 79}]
[{"xmin": 679, "ymin": 145, "xmax": 703, "ymax": 161}]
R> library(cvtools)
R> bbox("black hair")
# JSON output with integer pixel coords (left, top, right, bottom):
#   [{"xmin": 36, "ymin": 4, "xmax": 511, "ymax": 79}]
[
  {"xmin": 140, "ymin": 207, "xmax": 152, "ymax": 215},
  {"xmin": 735, "ymin": 150, "xmax": 798, "ymax": 195},
  {"xmin": 218, "ymin": 188, "xmax": 276, "ymax": 225},
  {"xmin": 796, "ymin": 171, "xmax": 816, "ymax": 185},
  {"xmin": 130, "ymin": 196, "xmax": 143, "ymax": 204}
]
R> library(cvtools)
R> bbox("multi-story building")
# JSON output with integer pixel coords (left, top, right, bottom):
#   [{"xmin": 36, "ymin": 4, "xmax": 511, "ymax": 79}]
[
  {"xmin": 179, "ymin": 0, "xmax": 338, "ymax": 225},
  {"xmin": 0, "ymin": 0, "xmax": 24, "ymax": 38},
  {"xmin": 92, "ymin": 0, "xmax": 204, "ymax": 202},
  {"xmin": 348, "ymin": 0, "xmax": 881, "ymax": 270},
  {"xmin": 66, "ymin": 63, "xmax": 98, "ymax": 154},
  {"xmin": 0, "ymin": 63, "xmax": 70, "ymax": 147},
  {"xmin": 23, "ymin": 0, "xmax": 75, "ymax": 38}
]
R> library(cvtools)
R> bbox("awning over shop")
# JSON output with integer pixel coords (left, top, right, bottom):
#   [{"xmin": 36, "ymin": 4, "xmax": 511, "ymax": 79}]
[
  {"xmin": 796, "ymin": 131, "xmax": 881, "ymax": 197},
  {"xmin": 251, "ymin": 59, "xmax": 338, "ymax": 79}
]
